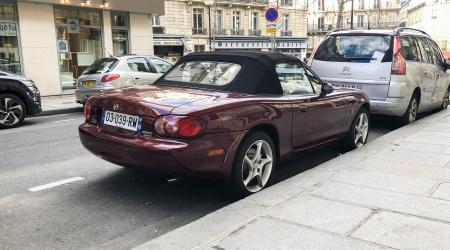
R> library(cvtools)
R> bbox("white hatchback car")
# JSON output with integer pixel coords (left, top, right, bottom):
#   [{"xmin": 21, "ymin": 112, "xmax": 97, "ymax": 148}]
[
  {"xmin": 309, "ymin": 28, "xmax": 450, "ymax": 124},
  {"xmin": 75, "ymin": 55, "xmax": 172, "ymax": 104}
]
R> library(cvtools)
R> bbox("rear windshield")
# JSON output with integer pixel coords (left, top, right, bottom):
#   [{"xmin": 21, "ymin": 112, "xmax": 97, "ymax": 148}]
[
  {"xmin": 314, "ymin": 35, "xmax": 393, "ymax": 63},
  {"xmin": 163, "ymin": 61, "xmax": 241, "ymax": 86},
  {"xmin": 83, "ymin": 58, "xmax": 118, "ymax": 75}
]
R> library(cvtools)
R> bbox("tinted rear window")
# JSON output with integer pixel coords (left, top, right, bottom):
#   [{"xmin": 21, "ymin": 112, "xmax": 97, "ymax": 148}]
[
  {"xmin": 83, "ymin": 58, "xmax": 118, "ymax": 75},
  {"xmin": 314, "ymin": 35, "xmax": 393, "ymax": 63}
]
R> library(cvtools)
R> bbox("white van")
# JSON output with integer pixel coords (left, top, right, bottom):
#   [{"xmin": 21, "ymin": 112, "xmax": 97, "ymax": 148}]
[{"xmin": 309, "ymin": 28, "xmax": 450, "ymax": 124}]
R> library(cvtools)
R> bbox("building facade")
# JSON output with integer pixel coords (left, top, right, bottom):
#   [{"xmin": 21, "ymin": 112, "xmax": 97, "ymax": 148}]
[
  {"xmin": 0, "ymin": 0, "xmax": 164, "ymax": 96},
  {"xmin": 153, "ymin": 0, "xmax": 308, "ymax": 62},
  {"xmin": 403, "ymin": 0, "xmax": 450, "ymax": 51},
  {"xmin": 307, "ymin": 0, "xmax": 401, "ymax": 51}
]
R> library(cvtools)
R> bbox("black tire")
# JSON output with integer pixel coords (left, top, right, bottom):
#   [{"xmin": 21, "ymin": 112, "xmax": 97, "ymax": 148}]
[
  {"xmin": 231, "ymin": 131, "xmax": 276, "ymax": 196},
  {"xmin": 437, "ymin": 88, "xmax": 450, "ymax": 111},
  {"xmin": 401, "ymin": 94, "xmax": 419, "ymax": 125},
  {"xmin": 343, "ymin": 107, "xmax": 370, "ymax": 150},
  {"xmin": 0, "ymin": 94, "xmax": 26, "ymax": 129}
]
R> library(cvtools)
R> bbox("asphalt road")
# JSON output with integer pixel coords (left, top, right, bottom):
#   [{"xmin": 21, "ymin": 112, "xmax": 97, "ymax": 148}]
[{"xmin": 0, "ymin": 112, "xmax": 398, "ymax": 250}]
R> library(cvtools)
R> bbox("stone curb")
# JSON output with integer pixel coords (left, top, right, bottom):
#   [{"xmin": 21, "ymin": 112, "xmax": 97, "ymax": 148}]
[
  {"xmin": 36, "ymin": 107, "xmax": 84, "ymax": 117},
  {"xmin": 133, "ymin": 110, "xmax": 450, "ymax": 250}
]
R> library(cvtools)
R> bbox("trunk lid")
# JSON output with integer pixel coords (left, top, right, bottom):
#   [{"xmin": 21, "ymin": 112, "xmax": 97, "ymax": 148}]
[{"xmin": 89, "ymin": 85, "xmax": 223, "ymax": 117}]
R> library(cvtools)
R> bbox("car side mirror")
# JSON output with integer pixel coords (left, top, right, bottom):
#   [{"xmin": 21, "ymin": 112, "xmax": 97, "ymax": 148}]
[
  {"xmin": 444, "ymin": 59, "xmax": 450, "ymax": 70},
  {"xmin": 322, "ymin": 82, "xmax": 334, "ymax": 95}
]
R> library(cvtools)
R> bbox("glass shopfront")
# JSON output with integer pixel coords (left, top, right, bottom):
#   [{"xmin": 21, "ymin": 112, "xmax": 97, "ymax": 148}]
[
  {"xmin": 111, "ymin": 12, "xmax": 129, "ymax": 56},
  {"xmin": 54, "ymin": 6, "xmax": 103, "ymax": 90},
  {"xmin": 0, "ymin": 0, "xmax": 21, "ymax": 74}
]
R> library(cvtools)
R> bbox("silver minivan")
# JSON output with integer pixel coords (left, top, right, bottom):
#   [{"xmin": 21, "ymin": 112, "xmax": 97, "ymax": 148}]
[
  {"xmin": 75, "ymin": 55, "xmax": 172, "ymax": 104},
  {"xmin": 309, "ymin": 28, "xmax": 450, "ymax": 124}
]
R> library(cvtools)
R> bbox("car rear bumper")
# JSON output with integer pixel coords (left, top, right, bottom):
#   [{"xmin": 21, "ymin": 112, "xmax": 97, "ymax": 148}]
[
  {"xmin": 79, "ymin": 123, "xmax": 243, "ymax": 178},
  {"xmin": 370, "ymin": 97, "xmax": 409, "ymax": 116},
  {"xmin": 75, "ymin": 87, "xmax": 114, "ymax": 104}
]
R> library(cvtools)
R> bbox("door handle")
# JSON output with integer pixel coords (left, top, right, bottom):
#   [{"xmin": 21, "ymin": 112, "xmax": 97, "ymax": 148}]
[
  {"xmin": 298, "ymin": 105, "xmax": 308, "ymax": 112},
  {"xmin": 135, "ymin": 77, "xmax": 140, "ymax": 80}
]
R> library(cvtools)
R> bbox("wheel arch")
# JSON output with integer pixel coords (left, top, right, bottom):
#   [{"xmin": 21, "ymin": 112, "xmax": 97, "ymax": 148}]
[
  {"xmin": 0, "ymin": 87, "xmax": 29, "ymax": 116},
  {"xmin": 245, "ymin": 123, "xmax": 280, "ymax": 161}
]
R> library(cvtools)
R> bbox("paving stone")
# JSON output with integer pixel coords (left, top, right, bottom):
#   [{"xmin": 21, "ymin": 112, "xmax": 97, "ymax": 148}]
[
  {"xmin": 389, "ymin": 141, "xmax": 450, "ymax": 154},
  {"xmin": 431, "ymin": 183, "xmax": 450, "ymax": 201},
  {"xmin": 352, "ymin": 212, "xmax": 450, "ymax": 249},
  {"xmin": 372, "ymin": 149, "xmax": 450, "ymax": 167},
  {"xmin": 132, "ymin": 201, "xmax": 267, "ymax": 250},
  {"xmin": 216, "ymin": 217, "xmax": 388, "ymax": 250},
  {"xmin": 354, "ymin": 157, "xmax": 450, "ymax": 181},
  {"xmin": 405, "ymin": 134, "xmax": 450, "ymax": 146},
  {"xmin": 244, "ymin": 169, "xmax": 336, "ymax": 207},
  {"xmin": 334, "ymin": 168, "xmax": 437, "ymax": 195},
  {"xmin": 269, "ymin": 195, "xmax": 372, "ymax": 234},
  {"xmin": 313, "ymin": 181, "xmax": 450, "ymax": 223}
]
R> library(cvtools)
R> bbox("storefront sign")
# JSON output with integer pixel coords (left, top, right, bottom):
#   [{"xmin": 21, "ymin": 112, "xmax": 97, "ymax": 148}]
[
  {"xmin": 154, "ymin": 40, "xmax": 183, "ymax": 46},
  {"xmin": 67, "ymin": 18, "xmax": 79, "ymax": 33},
  {"xmin": 57, "ymin": 40, "xmax": 69, "ymax": 52},
  {"xmin": 0, "ymin": 22, "xmax": 17, "ymax": 36},
  {"xmin": 266, "ymin": 23, "xmax": 277, "ymax": 34},
  {"xmin": 215, "ymin": 40, "xmax": 307, "ymax": 49}
]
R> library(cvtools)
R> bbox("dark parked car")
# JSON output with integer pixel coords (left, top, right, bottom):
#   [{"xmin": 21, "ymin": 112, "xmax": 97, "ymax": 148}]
[
  {"xmin": 79, "ymin": 51, "xmax": 370, "ymax": 195},
  {"xmin": 0, "ymin": 66, "xmax": 41, "ymax": 128}
]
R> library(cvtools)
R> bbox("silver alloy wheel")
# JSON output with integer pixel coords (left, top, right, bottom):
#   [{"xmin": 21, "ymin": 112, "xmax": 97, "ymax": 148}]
[
  {"xmin": 242, "ymin": 140, "xmax": 273, "ymax": 193},
  {"xmin": 354, "ymin": 112, "xmax": 369, "ymax": 148},
  {"xmin": 409, "ymin": 98, "xmax": 418, "ymax": 123},
  {"xmin": 0, "ymin": 97, "xmax": 23, "ymax": 126},
  {"xmin": 443, "ymin": 90, "xmax": 449, "ymax": 109}
]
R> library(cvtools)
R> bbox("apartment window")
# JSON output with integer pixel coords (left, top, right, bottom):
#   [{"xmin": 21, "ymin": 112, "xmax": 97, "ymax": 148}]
[
  {"xmin": 194, "ymin": 45, "xmax": 205, "ymax": 52},
  {"xmin": 317, "ymin": 17, "xmax": 325, "ymax": 30},
  {"xmin": 111, "ymin": 12, "xmax": 129, "ymax": 56},
  {"xmin": 193, "ymin": 8, "xmax": 204, "ymax": 30},
  {"xmin": 215, "ymin": 10, "xmax": 223, "ymax": 30},
  {"xmin": 357, "ymin": 15, "xmax": 364, "ymax": 28},
  {"xmin": 280, "ymin": 0, "xmax": 292, "ymax": 5},
  {"xmin": 359, "ymin": 0, "xmax": 365, "ymax": 9},
  {"xmin": 388, "ymin": 14, "xmax": 396, "ymax": 25},
  {"xmin": 232, "ymin": 11, "xmax": 241, "ymax": 30},
  {"xmin": 283, "ymin": 14, "xmax": 289, "ymax": 31},
  {"xmin": 152, "ymin": 15, "xmax": 161, "ymax": 26},
  {"xmin": 250, "ymin": 12, "xmax": 259, "ymax": 31},
  {"xmin": 318, "ymin": 0, "xmax": 324, "ymax": 10}
]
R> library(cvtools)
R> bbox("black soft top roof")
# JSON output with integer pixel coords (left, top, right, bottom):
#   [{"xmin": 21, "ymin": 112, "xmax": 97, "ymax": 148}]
[{"xmin": 154, "ymin": 51, "xmax": 300, "ymax": 95}]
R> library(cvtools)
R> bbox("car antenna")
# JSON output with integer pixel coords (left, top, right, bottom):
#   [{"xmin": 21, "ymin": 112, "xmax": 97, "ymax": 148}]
[{"xmin": 105, "ymin": 49, "xmax": 113, "ymax": 57}]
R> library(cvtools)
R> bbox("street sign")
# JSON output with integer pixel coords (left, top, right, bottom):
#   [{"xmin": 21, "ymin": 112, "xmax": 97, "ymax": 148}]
[
  {"xmin": 264, "ymin": 7, "xmax": 279, "ymax": 23},
  {"xmin": 266, "ymin": 23, "xmax": 277, "ymax": 34}
]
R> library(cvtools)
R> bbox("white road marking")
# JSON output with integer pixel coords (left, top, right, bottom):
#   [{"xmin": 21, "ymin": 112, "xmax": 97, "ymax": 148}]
[
  {"xmin": 53, "ymin": 118, "xmax": 76, "ymax": 123},
  {"xmin": 28, "ymin": 177, "xmax": 85, "ymax": 192}
]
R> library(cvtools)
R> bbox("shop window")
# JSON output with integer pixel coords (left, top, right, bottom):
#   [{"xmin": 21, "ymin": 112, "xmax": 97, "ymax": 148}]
[
  {"xmin": 0, "ymin": 0, "xmax": 21, "ymax": 74},
  {"xmin": 111, "ymin": 12, "xmax": 129, "ymax": 56},
  {"xmin": 54, "ymin": 6, "xmax": 103, "ymax": 90}
]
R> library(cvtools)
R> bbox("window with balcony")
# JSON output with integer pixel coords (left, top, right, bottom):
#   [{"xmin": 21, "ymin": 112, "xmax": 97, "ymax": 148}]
[
  {"xmin": 357, "ymin": 15, "xmax": 364, "ymax": 28},
  {"xmin": 193, "ymin": 8, "xmax": 205, "ymax": 35},
  {"xmin": 317, "ymin": 17, "xmax": 324, "ymax": 31},
  {"xmin": 318, "ymin": 0, "xmax": 324, "ymax": 11},
  {"xmin": 232, "ymin": 11, "xmax": 242, "ymax": 35},
  {"xmin": 249, "ymin": 12, "xmax": 260, "ymax": 36},
  {"xmin": 282, "ymin": 14, "xmax": 291, "ymax": 36},
  {"xmin": 358, "ymin": 0, "xmax": 365, "ymax": 9},
  {"xmin": 373, "ymin": 0, "xmax": 381, "ymax": 8},
  {"xmin": 214, "ymin": 10, "xmax": 224, "ymax": 35}
]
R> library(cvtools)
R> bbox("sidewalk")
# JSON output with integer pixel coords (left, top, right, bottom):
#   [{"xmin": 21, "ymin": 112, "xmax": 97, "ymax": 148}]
[
  {"xmin": 39, "ymin": 94, "xmax": 83, "ymax": 116},
  {"xmin": 134, "ymin": 109, "xmax": 450, "ymax": 250}
]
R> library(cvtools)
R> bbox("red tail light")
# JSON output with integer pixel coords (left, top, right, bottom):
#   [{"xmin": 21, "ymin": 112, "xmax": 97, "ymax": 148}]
[
  {"xmin": 84, "ymin": 101, "xmax": 92, "ymax": 121},
  {"xmin": 154, "ymin": 115, "xmax": 206, "ymax": 139},
  {"xmin": 392, "ymin": 36, "xmax": 406, "ymax": 75},
  {"xmin": 101, "ymin": 74, "xmax": 120, "ymax": 82}
]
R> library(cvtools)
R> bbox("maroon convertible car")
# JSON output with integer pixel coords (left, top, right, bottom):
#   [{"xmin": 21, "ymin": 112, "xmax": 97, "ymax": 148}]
[{"xmin": 79, "ymin": 51, "xmax": 370, "ymax": 195}]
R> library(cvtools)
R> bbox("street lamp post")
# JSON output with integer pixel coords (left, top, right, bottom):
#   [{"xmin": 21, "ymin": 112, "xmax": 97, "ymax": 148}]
[
  {"xmin": 205, "ymin": 0, "xmax": 214, "ymax": 51},
  {"xmin": 350, "ymin": 0, "xmax": 354, "ymax": 29}
]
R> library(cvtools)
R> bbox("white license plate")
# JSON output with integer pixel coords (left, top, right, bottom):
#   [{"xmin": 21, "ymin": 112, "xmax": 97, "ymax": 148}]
[
  {"xmin": 331, "ymin": 83, "xmax": 362, "ymax": 90},
  {"xmin": 102, "ymin": 110, "xmax": 141, "ymax": 132}
]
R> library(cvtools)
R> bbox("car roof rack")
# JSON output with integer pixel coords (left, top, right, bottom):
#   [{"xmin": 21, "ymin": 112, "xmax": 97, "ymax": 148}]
[{"xmin": 394, "ymin": 27, "xmax": 428, "ymax": 36}]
